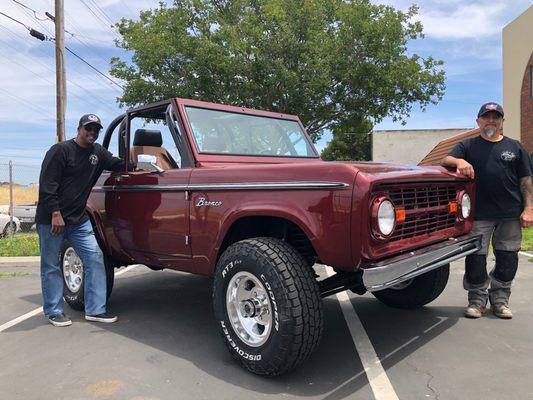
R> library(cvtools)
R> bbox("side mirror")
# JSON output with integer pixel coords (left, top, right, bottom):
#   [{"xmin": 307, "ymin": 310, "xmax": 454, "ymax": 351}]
[{"xmin": 137, "ymin": 154, "xmax": 164, "ymax": 173}]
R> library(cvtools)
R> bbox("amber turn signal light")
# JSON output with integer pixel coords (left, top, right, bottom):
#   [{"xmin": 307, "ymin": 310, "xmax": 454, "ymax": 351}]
[
  {"xmin": 395, "ymin": 208, "xmax": 406, "ymax": 223},
  {"xmin": 448, "ymin": 201, "xmax": 458, "ymax": 213}
]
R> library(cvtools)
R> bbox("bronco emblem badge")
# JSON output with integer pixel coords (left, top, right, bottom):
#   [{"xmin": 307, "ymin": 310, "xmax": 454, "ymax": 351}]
[{"xmin": 196, "ymin": 197, "xmax": 223, "ymax": 207}]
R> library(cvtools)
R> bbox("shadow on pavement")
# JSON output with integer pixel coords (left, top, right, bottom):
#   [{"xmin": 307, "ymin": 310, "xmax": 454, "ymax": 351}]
[{"xmin": 15, "ymin": 268, "xmax": 462, "ymax": 398}]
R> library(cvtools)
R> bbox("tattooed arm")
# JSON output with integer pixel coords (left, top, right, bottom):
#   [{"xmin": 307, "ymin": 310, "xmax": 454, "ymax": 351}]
[{"xmin": 520, "ymin": 176, "xmax": 533, "ymax": 227}]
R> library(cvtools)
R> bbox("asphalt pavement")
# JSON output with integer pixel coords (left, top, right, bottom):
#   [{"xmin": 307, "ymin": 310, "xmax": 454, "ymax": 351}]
[{"xmin": 1, "ymin": 255, "xmax": 532, "ymax": 400}]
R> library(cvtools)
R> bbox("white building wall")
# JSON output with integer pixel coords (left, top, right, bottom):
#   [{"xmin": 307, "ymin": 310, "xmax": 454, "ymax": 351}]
[
  {"xmin": 503, "ymin": 6, "xmax": 533, "ymax": 141},
  {"xmin": 372, "ymin": 129, "xmax": 471, "ymax": 165}
]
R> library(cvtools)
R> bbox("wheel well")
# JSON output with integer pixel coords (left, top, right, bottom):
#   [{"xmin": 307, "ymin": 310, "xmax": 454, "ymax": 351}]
[{"xmin": 219, "ymin": 216, "xmax": 318, "ymax": 266}]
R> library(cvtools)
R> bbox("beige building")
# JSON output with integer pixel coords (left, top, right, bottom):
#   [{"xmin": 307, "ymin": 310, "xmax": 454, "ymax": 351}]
[
  {"xmin": 503, "ymin": 5, "xmax": 533, "ymax": 151},
  {"xmin": 372, "ymin": 128, "xmax": 471, "ymax": 165}
]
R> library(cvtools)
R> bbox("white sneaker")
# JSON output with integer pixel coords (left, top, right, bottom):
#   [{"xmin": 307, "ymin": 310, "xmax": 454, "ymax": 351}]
[{"xmin": 85, "ymin": 313, "xmax": 118, "ymax": 323}]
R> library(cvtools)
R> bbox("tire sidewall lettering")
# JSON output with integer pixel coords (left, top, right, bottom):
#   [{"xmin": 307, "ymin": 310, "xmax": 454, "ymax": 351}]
[
  {"xmin": 260, "ymin": 274, "xmax": 279, "ymax": 332},
  {"xmin": 218, "ymin": 257, "xmax": 282, "ymax": 362},
  {"xmin": 220, "ymin": 321, "xmax": 262, "ymax": 361},
  {"xmin": 221, "ymin": 259, "xmax": 242, "ymax": 279}
]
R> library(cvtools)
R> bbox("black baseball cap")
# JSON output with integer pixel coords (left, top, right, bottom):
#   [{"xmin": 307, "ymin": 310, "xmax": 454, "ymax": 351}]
[
  {"xmin": 79, "ymin": 114, "xmax": 103, "ymax": 129},
  {"xmin": 477, "ymin": 102, "xmax": 504, "ymax": 118}
]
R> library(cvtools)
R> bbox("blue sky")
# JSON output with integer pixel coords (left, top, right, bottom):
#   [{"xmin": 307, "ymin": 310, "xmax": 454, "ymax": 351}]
[{"xmin": 0, "ymin": 0, "xmax": 531, "ymax": 184}]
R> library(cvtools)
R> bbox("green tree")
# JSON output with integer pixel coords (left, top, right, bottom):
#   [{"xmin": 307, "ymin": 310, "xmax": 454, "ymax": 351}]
[
  {"xmin": 111, "ymin": 0, "xmax": 445, "ymax": 148},
  {"xmin": 321, "ymin": 118, "xmax": 372, "ymax": 161}
]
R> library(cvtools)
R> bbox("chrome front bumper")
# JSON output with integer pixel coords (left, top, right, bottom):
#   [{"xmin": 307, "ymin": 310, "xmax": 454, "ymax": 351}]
[{"xmin": 362, "ymin": 235, "xmax": 482, "ymax": 292}]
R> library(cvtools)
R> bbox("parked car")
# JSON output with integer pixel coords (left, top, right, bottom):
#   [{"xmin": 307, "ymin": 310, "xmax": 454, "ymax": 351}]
[
  {"xmin": 0, "ymin": 213, "xmax": 21, "ymax": 237},
  {"xmin": 61, "ymin": 98, "xmax": 480, "ymax": 376},
  {"xmin": 11, "ymin": 204, "xmax": 37, "ymax": 231}
]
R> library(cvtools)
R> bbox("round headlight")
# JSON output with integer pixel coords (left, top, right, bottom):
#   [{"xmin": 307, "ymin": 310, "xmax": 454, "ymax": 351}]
[
  {"xmin": 460, "ymin": 193, "xmax": 471, "ymax": 219},
  {"xmin": 377, "ymin": 199, "xmax": 395, "ymax": 236}
]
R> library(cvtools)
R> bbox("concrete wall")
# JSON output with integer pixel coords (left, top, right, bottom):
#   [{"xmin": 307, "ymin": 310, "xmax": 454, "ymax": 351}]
[
  {"xmin": 503, "ymin": 6, "xmax": 533, "ymax": 147},
  {"xmin": 372, "ymin": 129, "xmax": 471, "ymax": 165}
]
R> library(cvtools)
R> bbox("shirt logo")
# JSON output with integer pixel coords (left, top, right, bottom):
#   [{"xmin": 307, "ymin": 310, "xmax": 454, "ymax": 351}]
[
  {"xmin": 89, "ymin": 154, "xmax": 98, "ymax": 165},
  {"xmin": 501, "ymin": 151, "xmax": 516, "ymax": 162}
]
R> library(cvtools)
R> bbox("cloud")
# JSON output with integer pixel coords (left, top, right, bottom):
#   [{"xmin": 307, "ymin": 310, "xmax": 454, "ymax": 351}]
[{"xmin": 416, "ymin": 3, "xmax": 506, "ymax": 40}]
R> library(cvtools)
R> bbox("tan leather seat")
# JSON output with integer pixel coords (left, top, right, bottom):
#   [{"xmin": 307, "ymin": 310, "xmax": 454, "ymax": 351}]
[{"xmin": 130, "ymin": 129, "xmax": 178, "ymax": 170}]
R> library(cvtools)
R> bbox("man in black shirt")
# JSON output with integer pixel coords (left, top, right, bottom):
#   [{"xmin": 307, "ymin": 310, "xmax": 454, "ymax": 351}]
[
  {"xmin": 36, "ymin": 114, "xmax": 124, "ymax": 326},
  {"xmin": 442, "ymin": 102, "xmax": 533, "ymax": 319}
]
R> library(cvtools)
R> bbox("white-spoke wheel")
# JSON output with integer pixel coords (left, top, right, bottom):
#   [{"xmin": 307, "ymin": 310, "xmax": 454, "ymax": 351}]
[
  {"xmin": 226, "ymin": 271, "xmax": 272, "ymax": 347},
  {"xmin": 62, "ymin": 247, "xmax": 83, "ymax": 293}
]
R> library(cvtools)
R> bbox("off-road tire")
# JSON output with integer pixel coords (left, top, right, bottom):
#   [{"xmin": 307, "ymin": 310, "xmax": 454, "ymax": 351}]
[
  {"xmin": 61, "ymin": 241, "xmax": 115, "ymax": 311},
  {"xmin": 213, "ymin": 237, "xmax": 323, "ymax": 376},
  {"xmin": 372, "ymin": 264, "xmax": 450, "ymax": 309}
]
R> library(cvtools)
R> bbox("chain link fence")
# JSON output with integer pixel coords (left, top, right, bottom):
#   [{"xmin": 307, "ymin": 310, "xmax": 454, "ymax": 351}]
[{"xmin": 0, "ymin": 161, "xmax": 40, "ymax": 238}]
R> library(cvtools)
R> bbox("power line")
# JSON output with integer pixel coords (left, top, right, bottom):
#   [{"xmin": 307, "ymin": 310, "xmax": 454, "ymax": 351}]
[
  {"xmin": 0, "ymin": 87, "xmax": 53, "ymax": 116},
  {"xmin": 11, "ymin": 0, "xmax": 48, "ymax": 21},
  {"xmin": 78, "ymin": 0, "xmax": 119, "ymax": 36},
  {"xmin": 86, "ymin": 0, "xmax": 115, "ymax": 26},
  {"xmin": 65, "ymin": 46, "xmax": 124, "ymax": 89},
  {"xmin": 0, "ymin": 11, "xmax": 30, "ymax": 29},
  {"xmin": 13, "ymin": 0, "xmax": 55, "ymax": 38},
  {"xmin": 0, "ymin": 44, "xmax": 109, "ymax": 110},
  {"xmin": 0, "ymin": 11, "xmax": 125, "ymax": 90},
  {"xmin": 0, "ymin": 25, "xmax": 117, "ymax": 107},
  {"xmin": 0, "ymin": 20, "xmax": 120, "ymax": 94}
]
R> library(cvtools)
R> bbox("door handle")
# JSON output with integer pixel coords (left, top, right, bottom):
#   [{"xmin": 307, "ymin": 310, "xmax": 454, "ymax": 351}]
[{"xmin": 115, "ymin": 175, "xmax": 130, "ymax": 183}]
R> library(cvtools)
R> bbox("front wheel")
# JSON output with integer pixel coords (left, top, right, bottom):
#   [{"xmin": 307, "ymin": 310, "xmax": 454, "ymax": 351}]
[
  {"xmin": 372, "ymin": 264, "xmax": 450, "ymax": 309},
  {"xmin": 213, "ymin": 237, "xmax": 323, "ymax": 376},
  {"xmin": 61, "ymin": 241, "xmax": 115, "ymax": 311},
  {"xmin": 2, "ymin": 221, "xmax": 16, "ymax": 237}
]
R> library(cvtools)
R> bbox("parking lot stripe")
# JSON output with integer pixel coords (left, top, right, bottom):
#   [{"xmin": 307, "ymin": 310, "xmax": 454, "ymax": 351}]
[
  {"xmin": 0, "ymin": 265, "xmax": 139, "ymax": 333},
  {"xmin": 326, "ymin": 266, "xmax": 399, "ymax": 400},
  {"xmin": 519, "ymin": 251, "xmax": 533, "ymax": 258},
  {"xmin": 0, "ymin": 307, "xmax": 43, "ymax": 333}
]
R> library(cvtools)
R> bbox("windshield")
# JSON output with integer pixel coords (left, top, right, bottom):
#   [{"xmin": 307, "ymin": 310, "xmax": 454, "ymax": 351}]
[{"xmin": 184, "ymin": 106, "xmax": 318, "ymax": 157}]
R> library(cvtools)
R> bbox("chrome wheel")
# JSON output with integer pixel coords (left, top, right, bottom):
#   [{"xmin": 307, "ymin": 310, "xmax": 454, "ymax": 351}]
[
  {"xmin": 63, "ymin": 247, "xmax": 83, "ymax": 293},
  {"xmin": 226, "ymin": 271, "xmax": 272, "ymax": 347}
]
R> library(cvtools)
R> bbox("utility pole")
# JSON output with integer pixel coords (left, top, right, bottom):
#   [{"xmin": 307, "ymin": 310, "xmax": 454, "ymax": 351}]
[{"xmin": 54, "ymin": 0, "xmax": 66, "ymax": 142}]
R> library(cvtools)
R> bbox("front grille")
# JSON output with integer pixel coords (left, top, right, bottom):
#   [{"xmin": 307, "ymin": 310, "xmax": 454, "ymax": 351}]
[
  {"xmin": 374, "ymin": 183, "xmax": 460, "ymax": 242},
  {"xmin": 388, "ymin": 185, "xmax": 456, "ymax": 210}
]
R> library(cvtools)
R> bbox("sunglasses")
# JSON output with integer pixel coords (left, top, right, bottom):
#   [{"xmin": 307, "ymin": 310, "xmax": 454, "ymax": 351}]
[{"xmin": 84, "ymin": 125, "xmax": 101, "ymax": 133}]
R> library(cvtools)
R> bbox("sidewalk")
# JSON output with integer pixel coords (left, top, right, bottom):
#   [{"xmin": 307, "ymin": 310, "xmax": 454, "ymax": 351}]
[{"xmin": 0, "ymin": 256, "xmax": 40, "ymax": 266}]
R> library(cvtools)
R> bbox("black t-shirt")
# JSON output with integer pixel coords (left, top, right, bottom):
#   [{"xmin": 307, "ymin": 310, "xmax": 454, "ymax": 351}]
[
  {"xmin": 36, "ymin": 139, "xmax": 124, "ymax": 225},
  {"xmin": 449, "ymin": 136, "xmax": 532, "ymax": 220}
]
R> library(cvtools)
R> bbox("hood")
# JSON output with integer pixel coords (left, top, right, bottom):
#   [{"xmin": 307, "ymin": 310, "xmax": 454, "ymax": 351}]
[{"xmin": 344, "ymin": 161, "xmax": 466, "ymax": 181}]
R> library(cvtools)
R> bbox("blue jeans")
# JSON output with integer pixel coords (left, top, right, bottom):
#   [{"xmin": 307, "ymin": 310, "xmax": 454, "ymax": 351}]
[{"xmin": 37, "ymin": 220, "xmax": 107, "ymax": 317}]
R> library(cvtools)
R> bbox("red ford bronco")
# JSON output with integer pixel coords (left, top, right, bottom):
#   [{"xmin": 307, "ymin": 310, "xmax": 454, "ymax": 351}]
[{"xmin": 61, "ymin": 98, "xmax": 481, "ymax": 376}]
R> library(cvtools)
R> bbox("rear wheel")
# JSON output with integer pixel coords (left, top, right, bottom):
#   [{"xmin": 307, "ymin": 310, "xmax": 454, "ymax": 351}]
[
  {"xmin": 372, "ymin": 264, "xmax": 450, "ymax": 309},
  {"xmin": 61, "ymin": 241, "xmax": 115, "ymax": 311},
  {"xmin": 213, "ymin": 237, "xmax": 323, "ymax": 376}
]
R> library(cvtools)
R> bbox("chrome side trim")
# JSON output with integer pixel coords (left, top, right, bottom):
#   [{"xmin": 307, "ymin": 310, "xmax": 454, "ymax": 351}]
[
  {"xmin": 188, "ymin": 182, "xmax": 349, "ymax": 191},
  {"xmin": 93, "ymin": 181, "xmax": 349, "ymax": 192},
  {"xmin": 362, "ymin": 235, "xmax": 482, "ymax": 292}
]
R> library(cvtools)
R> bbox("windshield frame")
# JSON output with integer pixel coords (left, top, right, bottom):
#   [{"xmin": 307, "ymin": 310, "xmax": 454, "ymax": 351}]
[{"xmin": 176, "ymin": 99, "xmax": 320, "ymax": 161}]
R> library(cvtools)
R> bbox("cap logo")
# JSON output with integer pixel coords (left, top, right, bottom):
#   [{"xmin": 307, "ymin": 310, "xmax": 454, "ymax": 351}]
[
  {"xmin": 88, "ymin": 115, "xmax": 98, "ymax": 122},
  {"xmin": 486, "ymin": 104, "xmax": 498, "ymax": 110}
]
